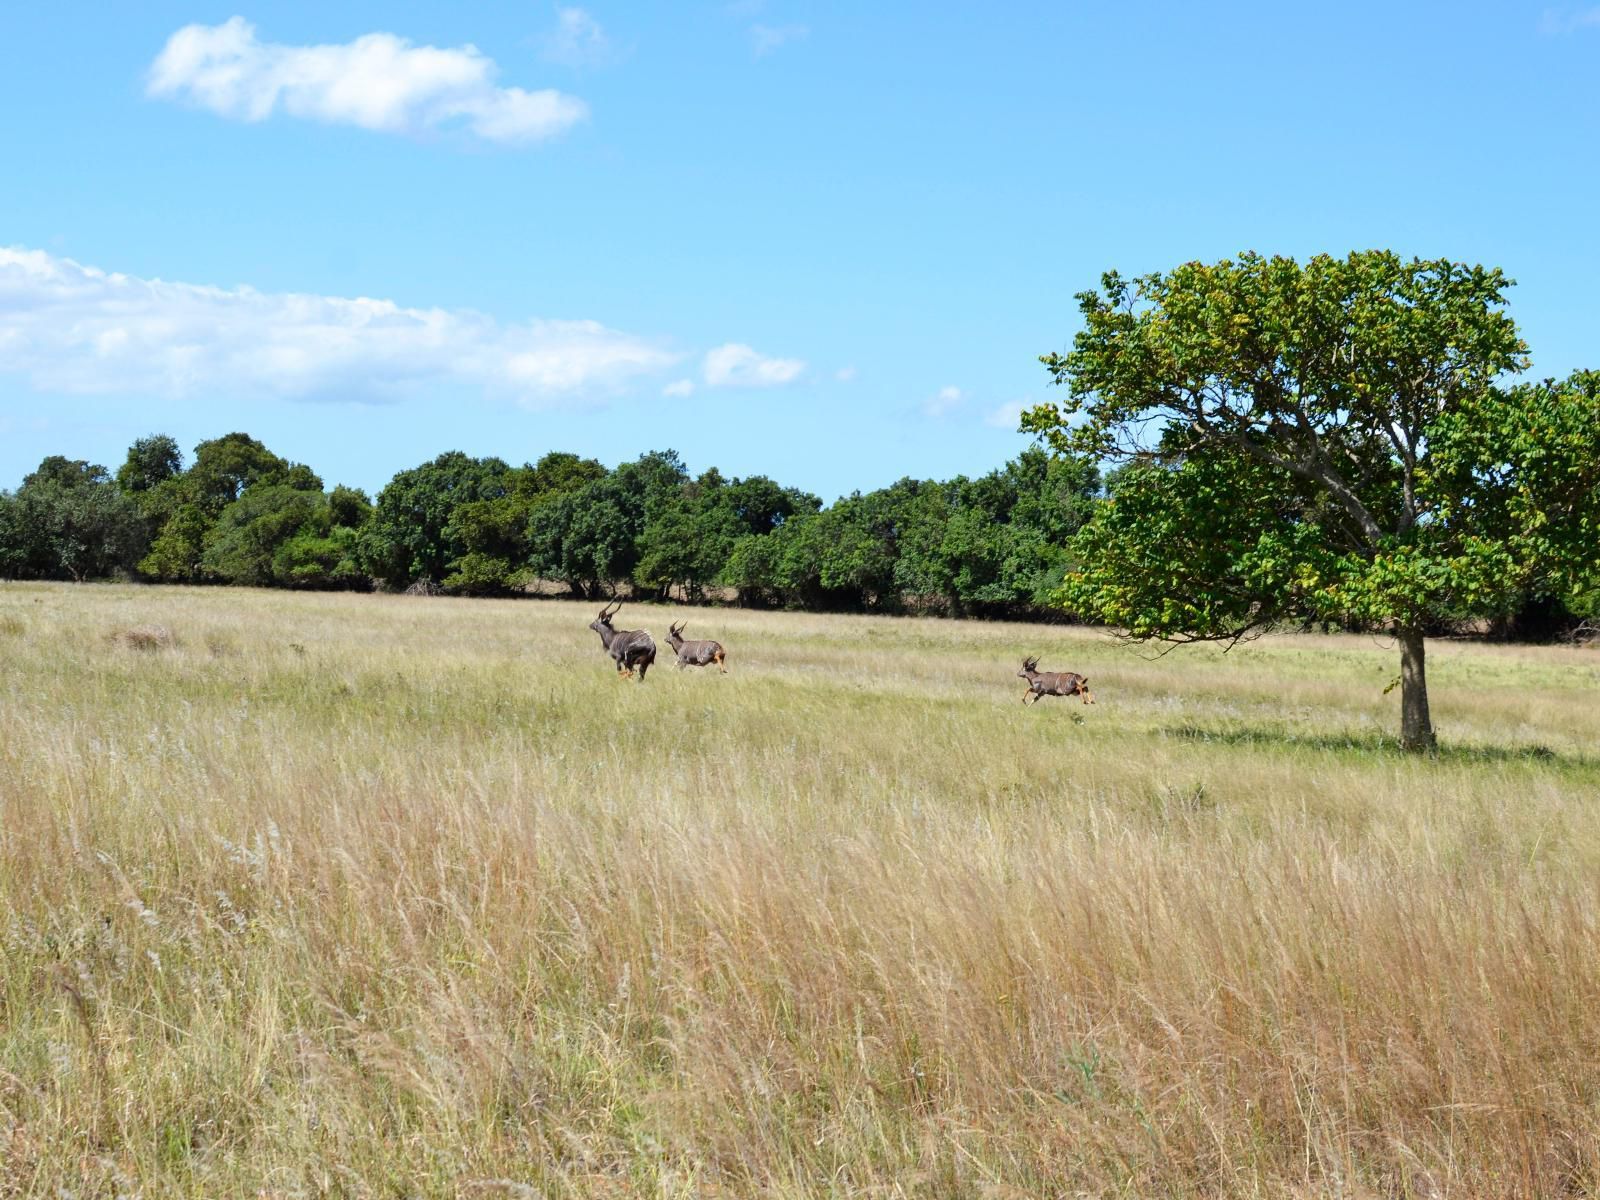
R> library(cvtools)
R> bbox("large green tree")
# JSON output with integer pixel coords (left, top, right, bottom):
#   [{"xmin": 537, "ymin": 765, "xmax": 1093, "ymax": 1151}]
[
  {"xmin": 3, "ymin": 457, "xmax": 147, "ymax": 581},
  {"xmin": 362, "ymin": 452, "xmax": 513, "ymax": 589},
  {"xmin": 198, "ymin": 476, "xmax": 373, "ymax": 589},
  {"xmin": 136, "ymin": 433, "xmax": 308, "ymax": 581},
  {"xmin": 115, "ymin": 435, "xmax": 183, "ymax": 495},
  {"xmin": 444, "ymin": 451, "xmax": 607, "ymax": 595},
  {"xmin": 526, "ymin": 451, "xmax": 688, "ymax": 598},
  {"xmin": 1025, "ymin": 250, "xmax": 1600, "ymax": 751}
]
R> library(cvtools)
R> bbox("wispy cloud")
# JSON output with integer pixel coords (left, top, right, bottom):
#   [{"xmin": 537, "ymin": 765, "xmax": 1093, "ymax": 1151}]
[
  {"xmin": 1538, "ymin": 5, "xmax": 1600, "ymax": 32},
  {"xmin": 662, "ymin": 378, "xmax": 696, "ymax": 397},
  {"xmin": 147, "ymin": 17, "xmax": 587, "ymax": 144},
  {"xmin": 922, "ymin": 385, "xmax": 965, "ymax": 420},
  {"xmin": 540, "ymin": 7, "xmax": 615, "ymax": 67},
  {"xmin": 0, "ymin": 247, "xmax": 677, "ymax": 405},
  {"xmin": 984, "ymin": 400, "xmax": 1028, "ymax": 430},
  {"xmin": 834, "ymin": 366, "xmax": 857, "ymax": 383},
  {"xmin": 703, "ymin": 343, "xmax": 805, "ymax": 388},
  {"xmin": 751, "ymin": 23, "xmax": 808, "ymax": 56}
]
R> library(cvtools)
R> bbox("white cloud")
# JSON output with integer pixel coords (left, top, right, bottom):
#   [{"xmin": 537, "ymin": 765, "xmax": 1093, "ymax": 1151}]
[
  {"xmin": 147, "ymin": 17, "xmax": 587, "ymax": 144},
  {"xmin": 702, "ymin": 342, "xmax": 805, "ymax": 388},
  {"xmin": 923, "ymin": 385, "xmax": 964, "ymax": 419},
  {"xmin": 541, "ymin": 7, "xmax": 614, "ymax": 66},
  {"xmin": 985, "ymin": 400, "xmax": 1028, "ymax": 430},
  {"xmin": 1539, "ymin": 6, "xmax": 1600, "ymax": 32},
  {"xmin": 751, "ymin": 23, "xmax": 808, "ymax": 56},
  {"xmin": 662, "ymin": 378, "xmax": 695, "ymax": 397},
  {"xmin": 834, "ymin": 365, "xmax": 857, "ymax": 383},
  {"xmin": 0, "ymin": 247, "xmax": 678, "ymax": 405}
]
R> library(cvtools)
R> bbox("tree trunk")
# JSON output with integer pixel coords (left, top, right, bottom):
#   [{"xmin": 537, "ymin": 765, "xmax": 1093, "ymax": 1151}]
[{"xmin": 1397, "ymin": 625, "xmax": 1436, "ymax": 753}]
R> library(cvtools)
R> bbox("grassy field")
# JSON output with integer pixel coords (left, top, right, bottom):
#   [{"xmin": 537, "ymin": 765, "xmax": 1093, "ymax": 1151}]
[{"xmin": 2, "ymin": 582, "xmax": 1599, "ymax": 1198}]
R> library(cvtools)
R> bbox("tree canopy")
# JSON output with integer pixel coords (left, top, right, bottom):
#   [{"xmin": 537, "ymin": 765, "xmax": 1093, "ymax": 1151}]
[
  {"xmin": 2, "ymin": 457, "xmax": 144, "ymax": 582},
  {"xmin": 1025, "ymin": 250, "xmax": 1600, "ymax": 750}
]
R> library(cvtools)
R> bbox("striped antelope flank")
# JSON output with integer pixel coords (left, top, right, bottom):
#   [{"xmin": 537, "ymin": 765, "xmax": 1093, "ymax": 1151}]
[
  {"xmin": 589, "ymin": 601, "xmax": 656, "ymax": 681},
  {"xmin": 1017, "ymin": 656, "xmax": 1094, "ymax": 706},
  {"xmin": 665, "ymin": 621, "xmax": 727, "ymax": 672}
]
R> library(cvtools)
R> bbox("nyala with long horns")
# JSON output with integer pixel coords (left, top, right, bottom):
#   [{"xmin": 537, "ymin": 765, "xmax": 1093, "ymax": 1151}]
[{"xmin": 589, "ymin": 601, "xmax": 656, "ymax": 681}]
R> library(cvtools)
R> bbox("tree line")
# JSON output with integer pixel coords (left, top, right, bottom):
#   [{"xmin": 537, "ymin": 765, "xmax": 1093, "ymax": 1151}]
[{"xmin": 0, "ymin": 433, "xmax": 1103, "ymax": 618}]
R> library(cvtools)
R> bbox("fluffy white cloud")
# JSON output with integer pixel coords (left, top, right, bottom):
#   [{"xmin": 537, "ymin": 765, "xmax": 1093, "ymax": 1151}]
[
  {"xmin": 834, "ymin": 365, "xmax": 857, "ymax": 383},
  {"xmin": 662, "ymin": 378, "xmax": 696, "ymax": 397},
  {"xmin": 923, "ymin": 385, "xmax": 964, "ymax": 419},
  {"xmin": 541, "ymin": 7, "xmax": 614, "ymax": 66},
  {"xmin": 147, "ymin": 17, "xmax": 587, "ymax": 143},
  {"xmin": 0, "ymin": 247, "xmax": 677, "ymax": 405},
  {"xmin": 702, "ymin": 342, "xmax": 805, "ymax": 388}
]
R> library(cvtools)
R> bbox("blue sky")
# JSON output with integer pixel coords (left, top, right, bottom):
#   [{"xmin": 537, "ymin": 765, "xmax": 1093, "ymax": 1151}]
[{"xmin": 3, "ymin": 2, "xmax": 1599, "ymax": 501}]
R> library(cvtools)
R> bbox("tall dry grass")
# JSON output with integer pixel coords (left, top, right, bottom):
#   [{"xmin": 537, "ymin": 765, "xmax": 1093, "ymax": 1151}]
[{"xmin": 2, "ymin": 581, "xmax": 1599, "ymax": 1197}]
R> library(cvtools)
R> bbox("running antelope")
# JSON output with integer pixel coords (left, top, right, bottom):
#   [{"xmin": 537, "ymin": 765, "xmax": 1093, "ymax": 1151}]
[
  {"xmin": 590, "ymin": 601, "xmax": 656, "ymax": 681},
  {"xmin": 1018, "ymin": 656, "xmax": 1093, "ymax": 706},
  {"xmin": 665, "ymin": 621, "xmax": 727, "ymax": 672}
]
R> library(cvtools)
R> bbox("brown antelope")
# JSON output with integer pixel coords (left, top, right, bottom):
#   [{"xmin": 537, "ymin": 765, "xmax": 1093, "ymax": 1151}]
[
  {"xmin": 665, "ymin": 621, "xmax": 727, "ymax": 672},
  {"xmin": 589, "ymin": 601, "xmax": 656, "ymax": 680},
  {"xmin": 1018, "ymin": 656, "xmax": 1093, "ymax": 706}
]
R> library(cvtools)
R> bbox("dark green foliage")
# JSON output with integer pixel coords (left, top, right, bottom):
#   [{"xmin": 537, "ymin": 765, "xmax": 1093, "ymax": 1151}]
[
  {"xmin": 2, "ymin": 456, "xmax": 147, "ymax": 580},
  {"xmin": 527, "ymin": 451, "xmax": 689, "ymax": 598},
  {"xmin": 188, "ymin": 433, "xmax": 310, "ymax": 512},
  {"xmin": 525, "ymin": 450, "xmax": 610, "ymax": 497},
  {"xmin": 138, "ymin": 503, "xmax": 212, "ymax": 582},
  {"xmin": 720, "ymin": 530, "xmax": 783, "ymax": 605},
  {"xmin": 1060, "ymin": 448, "xmax": 1333, "ymax": 640},
  {"xmin": 328, "ymin": 485, "xmax": 372, "ymax": 530},
  {"xmin": 24, "ymin": 457, "xmax": 111, "ymax": 489},
  {"xmin": 116, "ymin": 435, "xmax": 183, "ymax": 494},
  {"xmin": 717, "ymin": 454, "xmax": 1098, "ymax": 615},
  {"xmin": 363, "ymin": 452, "xmax": 513, "ymax": 589},
  {"xmin": 636, "ymin": 468, "xmax": 821, "ymax": 601},
  {"xmin": 0, "ymin": 429, "xmax": 1107, "ymax": 613},
  {"xmin": 135, "ymin": 433, "xmax": 316, "ymax": 582},
  {"xmin": 203, "ymin": 485, "xmax": 326, "ymax": 587},
  {"xmin": 0, "ymin": 494, "xmax": 27, "ymax": 578},
  {"xmin": 442, "ymin": 452, "xmax": 607, "ymax": 595},
  {"xmin": 270, "ymin": 486, "xmax": 372, "ymax": 590}
]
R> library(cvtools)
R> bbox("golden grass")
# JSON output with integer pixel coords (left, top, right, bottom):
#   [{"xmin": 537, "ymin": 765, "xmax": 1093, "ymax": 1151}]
[{"xmin": 2, "ymin": 581, "xmax": 1599, "ymax": 1197}]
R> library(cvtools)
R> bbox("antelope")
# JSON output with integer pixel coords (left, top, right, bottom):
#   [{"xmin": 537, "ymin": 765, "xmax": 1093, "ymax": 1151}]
[
  {"xmin": 665, "ymin": 621, "xmax": 727, "ymax": 672},
  {"xmin": 589, "ymin": 601, "xmax": 656, "ymax": 681},
  {"xmin": 1018, "ymin": 656, "xmax": 1093, "ymax": 706}
]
